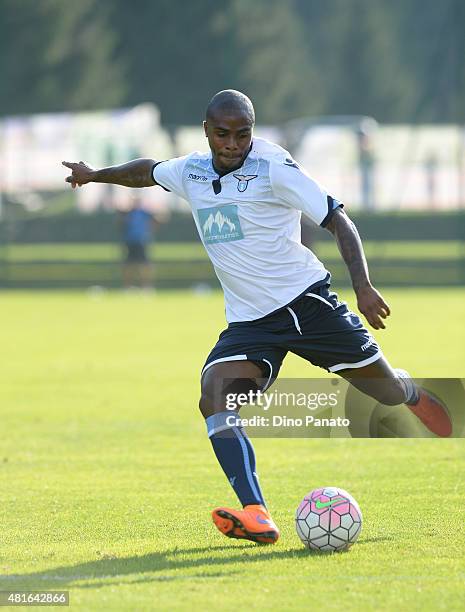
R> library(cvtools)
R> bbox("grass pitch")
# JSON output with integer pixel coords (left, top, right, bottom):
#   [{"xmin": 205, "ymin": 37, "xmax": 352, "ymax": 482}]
[{"xmin": 0, "ymin": 288, "xmax": 464, "ymax": 610}]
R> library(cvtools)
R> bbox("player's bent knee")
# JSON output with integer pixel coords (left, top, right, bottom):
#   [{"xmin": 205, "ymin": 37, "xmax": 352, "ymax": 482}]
[
  {"xmin": 199, "ymin": 361, "xmax": 264, "ymax": 418},
  {"xmin": 199, "ymin": 370, "xmax": 227, "ymax": 417},
  {"xmin": 199, "ymin": 366, "xmax": 222, "ymax": 414},
  {"xmin": 199, "ymin": 394, "xmax": 216, "ymax": 418}
]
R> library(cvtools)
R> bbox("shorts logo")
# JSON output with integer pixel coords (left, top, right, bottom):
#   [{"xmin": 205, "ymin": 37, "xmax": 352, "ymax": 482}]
[
  {"xmin": 198, "ymin": 204, "xmax": 244, "ymax": 244},
  {"xmin": 361, "ymin": 337, "xmax": 375, "ymax": 351},
  {"xmin": 344, "ymin": 312, "xmax": 361, "ymax": 328},
  {"xmin": 233, "ymin": 174, "xmax": 258, "ymax": 192}
]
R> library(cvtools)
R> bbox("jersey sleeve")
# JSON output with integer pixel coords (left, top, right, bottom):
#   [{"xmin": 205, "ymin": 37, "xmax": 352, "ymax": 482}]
[
  {"xmin": 269, "ymin": 158, "xmax": 343, "ymax": 227},
  {"xmin": 152, "ymin": 155, "xmax": 189, "ymax": 200}
]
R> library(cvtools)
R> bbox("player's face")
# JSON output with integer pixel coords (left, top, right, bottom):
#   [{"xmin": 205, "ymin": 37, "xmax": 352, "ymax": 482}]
[{"xmin": 204, "ymin": 113, "xmax": 253, "ymax": 173}]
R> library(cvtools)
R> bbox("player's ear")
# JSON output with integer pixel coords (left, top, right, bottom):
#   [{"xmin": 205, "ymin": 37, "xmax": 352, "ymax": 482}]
[{"xmin": 203, "ymin": 120, "xmax": 208, "ymax": 138}]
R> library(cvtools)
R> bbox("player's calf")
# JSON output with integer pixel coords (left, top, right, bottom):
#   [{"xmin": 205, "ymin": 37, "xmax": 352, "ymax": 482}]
[
  {"xmin": 341, "ymin": 360, "xmax": 452, "ymax": 437},
  {"xmin": 199, "ymin": 361, "xmax": 270, "ymax": 517},
  {"xmin": 340, "ymin": 365, "xmax": 407, "ymax": 406}
]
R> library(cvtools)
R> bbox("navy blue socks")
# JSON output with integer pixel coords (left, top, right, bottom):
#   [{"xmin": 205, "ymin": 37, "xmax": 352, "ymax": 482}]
[{"xmin": 206, "ymin": 411, "xmax": 266, "ymax": 508}]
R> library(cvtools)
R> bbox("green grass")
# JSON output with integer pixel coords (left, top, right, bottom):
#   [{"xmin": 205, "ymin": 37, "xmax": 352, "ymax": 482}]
[
  {"xmin": 3, "ymin": 240, "xmax": 465, "ymax": 261},
  {"xmin": 0, "ymin": 289, "xmax": 464, "ymax": 610}
]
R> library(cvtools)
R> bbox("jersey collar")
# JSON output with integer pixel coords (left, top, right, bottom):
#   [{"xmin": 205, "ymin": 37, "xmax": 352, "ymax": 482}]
[{"xmin": 210, "ymin": 142, "xmax": 254, "ymax": 195}]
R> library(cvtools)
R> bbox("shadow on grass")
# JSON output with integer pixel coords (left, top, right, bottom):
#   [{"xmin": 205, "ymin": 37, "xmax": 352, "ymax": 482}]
[
  {"xmin": 356, "ymin": 536, "xmax": 393, "ymax": 545},
  {"xmin": 0, "ymin": 544, "xmax": 327, "ymax": 590}
]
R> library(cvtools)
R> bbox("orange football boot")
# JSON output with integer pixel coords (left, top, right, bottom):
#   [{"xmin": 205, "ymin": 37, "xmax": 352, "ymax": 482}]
[
  {"xmin": 407, "ymin": 389, "xmax": 452, "ymax": 437},
  {"xmin": 212, "ymin": 504, "xmax": 280, "ymax": 544}
]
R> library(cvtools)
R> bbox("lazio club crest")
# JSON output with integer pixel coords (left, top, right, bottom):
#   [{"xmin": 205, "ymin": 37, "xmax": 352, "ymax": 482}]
[{"xmin": 233, "ymin": 174, "xmax": 258, "ymax": 192}]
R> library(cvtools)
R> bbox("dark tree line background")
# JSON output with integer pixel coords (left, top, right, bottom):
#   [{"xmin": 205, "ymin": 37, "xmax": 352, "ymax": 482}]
[{"xmin": 1, "ymin": 0, "xmax": 464, "ymax": 124}]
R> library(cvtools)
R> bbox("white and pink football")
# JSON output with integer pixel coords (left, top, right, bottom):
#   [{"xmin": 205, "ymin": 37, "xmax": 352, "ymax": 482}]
[{"xmin": 295, "ymin": 487, "xmax": 363, "ymax": 552}]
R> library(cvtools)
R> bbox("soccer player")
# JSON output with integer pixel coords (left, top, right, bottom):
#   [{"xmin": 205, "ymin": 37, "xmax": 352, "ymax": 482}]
[{"xmin": 62, "ymin": 90, "xmax": 452, "ymax": 545}]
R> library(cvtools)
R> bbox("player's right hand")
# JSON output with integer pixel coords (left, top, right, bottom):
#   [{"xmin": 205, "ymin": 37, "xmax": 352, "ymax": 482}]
[{"xmin": 62, "ymin": 161, "xmax": 95, "ymax": 189}]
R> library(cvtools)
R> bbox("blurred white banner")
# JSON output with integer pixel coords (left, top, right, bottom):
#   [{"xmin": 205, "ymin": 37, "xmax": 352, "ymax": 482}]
[{"xmin": 0, "ymin": 106, "xmax": 463, "ymax": 211}]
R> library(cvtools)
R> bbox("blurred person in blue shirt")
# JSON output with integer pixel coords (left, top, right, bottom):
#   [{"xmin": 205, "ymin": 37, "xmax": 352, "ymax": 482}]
[{"xmin": 121, "ymin": 199, "xmax": 157, "ymax": 290}]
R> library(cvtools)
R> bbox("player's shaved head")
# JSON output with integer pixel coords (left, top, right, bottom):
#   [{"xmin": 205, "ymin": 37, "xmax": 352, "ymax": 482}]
[
  {"xmin": 204, "ymin": 90, "xmax": 255, "ymax": 174},
  {"xmin": 206, "ymin": 90, "xmax": 255, "ymax": 124}
]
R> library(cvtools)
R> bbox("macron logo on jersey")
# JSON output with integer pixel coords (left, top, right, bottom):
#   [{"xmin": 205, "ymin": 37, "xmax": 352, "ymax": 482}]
[
  {"xmin": 283, "ymin": 157, "xmax": 300, "ymax": 169},
  {"xmin": 197, "ymin": 205, "xmax": 244, "ymax": 244},
  {"xmin": 188, "ymin": 173, "xmax": 208, "ymax": 182}
]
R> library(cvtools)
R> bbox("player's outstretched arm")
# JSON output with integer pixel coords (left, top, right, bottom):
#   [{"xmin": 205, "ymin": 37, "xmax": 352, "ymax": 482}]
[
  {"xmin": 62, "ymin": 158, "xmax": 156, "ymax": 189},
  {"xmin": 325, "ymin": 208, "xmax": 390, "ymax": 329}
]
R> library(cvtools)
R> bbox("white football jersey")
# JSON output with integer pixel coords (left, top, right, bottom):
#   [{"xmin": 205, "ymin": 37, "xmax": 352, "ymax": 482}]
[{"xmin": 153, "ymin": 137, "xmax": 341, "ymax": 323}]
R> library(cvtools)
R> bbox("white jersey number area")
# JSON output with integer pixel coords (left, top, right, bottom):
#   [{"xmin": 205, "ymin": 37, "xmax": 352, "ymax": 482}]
[{"xmin": 152, "ymin": 137, "xmax": 342, "ymax": 323}]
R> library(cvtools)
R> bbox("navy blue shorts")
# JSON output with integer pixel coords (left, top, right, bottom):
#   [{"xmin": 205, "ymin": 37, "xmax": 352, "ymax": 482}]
[
  {"xmin": 202, "ymin": 283, "xmax": 382, "ymax": 389},
  {"xmin": 125, "ymin": 242, "xmax": 148, "ymax": 263}
]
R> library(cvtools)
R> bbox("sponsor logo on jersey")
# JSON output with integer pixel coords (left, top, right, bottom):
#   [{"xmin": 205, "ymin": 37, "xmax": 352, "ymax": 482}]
[
  {"xmin": 188, "ymin": 173, "xmax": 208, "ymax": 182},
  {"xmin": 197, "ymin": 204, "xmax": 244, "ymax": 244},
  {"xmin": 233, "ymin": 173, "xmax": 258, "ymax": 192}
]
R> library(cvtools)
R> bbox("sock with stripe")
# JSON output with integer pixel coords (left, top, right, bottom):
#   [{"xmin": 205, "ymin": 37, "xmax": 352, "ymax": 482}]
[
  {"xmin": 395, "ymin": 368, "xmax": 420, "ymax": 405},
  {"xmin": 206, "ymin": 410, "xmax": 266, "ymax": 508}
]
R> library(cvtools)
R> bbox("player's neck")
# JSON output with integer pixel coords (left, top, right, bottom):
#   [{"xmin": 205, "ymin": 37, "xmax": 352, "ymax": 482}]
[
  {"xmin": 212, "ymin": 163, "xmax": 232, "ymax": 177},
  {"xmin": 212, "ymin": 143, "xmax": 253, "ymax": 177}
]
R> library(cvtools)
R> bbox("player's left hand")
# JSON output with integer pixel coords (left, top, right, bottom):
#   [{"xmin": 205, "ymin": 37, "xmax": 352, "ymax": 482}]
[{"xmin": 356, "ymin": 285, "xmax": 391, "ymax": 330}]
